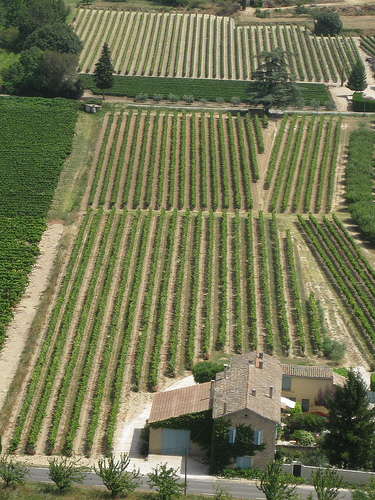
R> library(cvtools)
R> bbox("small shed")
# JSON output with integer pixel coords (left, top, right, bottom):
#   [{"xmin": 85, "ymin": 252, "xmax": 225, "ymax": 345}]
[{"xmin": 84, "ymin": 103, "xmax": 101, "ymax": 113}]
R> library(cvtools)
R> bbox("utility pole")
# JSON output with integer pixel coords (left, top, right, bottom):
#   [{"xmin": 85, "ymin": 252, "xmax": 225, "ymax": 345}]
[{"xmin": 184, "ymin": 445, "xmax": 188, "ymax": 495}]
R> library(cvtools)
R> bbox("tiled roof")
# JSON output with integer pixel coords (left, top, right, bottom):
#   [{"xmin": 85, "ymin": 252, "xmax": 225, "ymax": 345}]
[
  {"xmin": 213, "ymin": 352, "xmax": 282, "ymax": 422},
  {"xmin": 148, "ymin": 382, "xmax": 212, "ymax": 423},
  {"xmin": 282, "ymin": 364, "xmax": 334, "ymax": 379}
]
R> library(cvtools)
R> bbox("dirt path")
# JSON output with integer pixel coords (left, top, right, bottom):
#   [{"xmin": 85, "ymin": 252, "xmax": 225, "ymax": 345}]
[
  {"xmin": 104, "ymin": 112, "xmax": 126, "ymax": 210},
  {"xmin": 226, "ymin": 216, "xmax": 235, "ymax": 353},
  {"xmin": 115, "ymin": 111, "xmax": 135, "ymax": 210},
  {"xmin": 194, "ymin": 217, "xmax": 208, "ymax": 362},
  {"xmin": 128, "ymin": 13, "xmax": 148, "ymax": 76},
  {"xmin": 36, "ymin": 214, "xmax": 113, "ymax": 454},
  {"xmin": 120, "ymin": 13, "xmax": 142, "ymax": 76},
  {"xmin": 183, "ymin": 114, "xmax": 191, "ymax": 209},
  {"xmin": 143, "ymin": 13, "xmax": 161, "ymax": 77},
  {"xmin": 111, "ymin": 11, "xmax": 131, "ymax": 72},
  {"xmin": 127, "ymin": 112, "xmax": 146, "ymax": 209},
  {"xmin": 92, "ymin": 112, "xmax": 120, "ymax": 209},
  {"xmin": 150, "ymin": 113, "xmax": 164, "ymax": 210},
  {"xmin": 0, "ymin": 222, "xmax": 64, "ymax": 413},
  {"xmin": 203, "ymin": 113, "xmax": 212, "ymax": 209},
  {"xmin": 81, "ymin": 112, "xmax": 110, "ymax": 212},
  {"xmin": 82, "ymin": 10, "xmax": 109, "ymax": 74},
  {"xmin": 91, "ymin": 214, "xmax": 142, "ymax": 455},
  {"xmin": 252, "ymin": 216, "xmax": 266, "ymax": 353}
]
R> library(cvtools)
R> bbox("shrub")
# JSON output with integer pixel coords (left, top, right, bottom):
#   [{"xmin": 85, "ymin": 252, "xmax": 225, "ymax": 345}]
[
  {"xmin": 325, "ymin": 100, "xmax": 336, "ymax": 110},
  {"xmin": 290, "ymin": 402, "xmax": 302, "ymax": 417},
  {"xmin": 183, "ymin": 94, "xmax": 194, "ymax": 103},
  {"xmin": 323, "ymin": 337, "xmax": 346, "ymax": 362},
  {"xmin": 230, "ymin": 96, "xmax": 241, "ymax": 105},
  {"xmin": 191, "ymin": 361, "xmax": 224, "ymax": 384},
  {"xmin": 263, "ymin": 115, "xmax": 269, "ymax": 127},
  {"xmin": 94, "ymin": 453, "xmax": 141, "ymax": 497},
  {"xmin": 168, "ymin": 93, "xmax": 179, "ymax": 102},
  {"xmin": 216, "ymin": 97, "xmax": 225, "ymax": 104},
  {"xmin": 371, "ymin": 373, "xmax": 375, "ymax": 392},
  {"xmin": 148, "ymin": 464, "xmax": 185, "ymax": 500},
  {"xmin": 134, "ymin": 93, "xmax": 148, "ymax": 102},
  {"xmin": 283, "ymin": 413, "xmax": 326, "ymax": 439},
  {"xmin": 153, "ymin": 94, "xmax": 163, "ymax": 101},
  {"xmin": 48, "ymin": 456, "xmax": 85, "ymax": 492},
  {"xmin": 291, "ymin": 430, "xmax": 315, "ymax": 446},
  {"xmin": 0, "ymin": 455, "xmax": 29, "ymax": 487}
]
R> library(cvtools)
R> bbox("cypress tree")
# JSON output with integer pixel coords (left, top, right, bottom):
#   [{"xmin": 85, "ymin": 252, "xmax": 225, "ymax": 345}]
[
  {"xmin": 321, "ymin": 370, "xmax": 375, "ymax": 470},
  {"xmin": 94, "ymin": 42, "xmax": 114, "ymax": 99},
  {"xmin": 347, "ymin": 59, "xmax": 367, "ymax": 92}
]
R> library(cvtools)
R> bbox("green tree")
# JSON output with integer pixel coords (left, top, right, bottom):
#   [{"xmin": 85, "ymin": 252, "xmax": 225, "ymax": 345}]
[
  {"xmin": 94, "ymin": 42, "xmax": 114, "ymax": 99},
  {"xmin": 256, "ymin": 459, "xmax": 297, "ymax": 500},
  {"xmin": 311, "ymin": 468, "xmax": 344, "ymax": 500},
  {"xmin": 352, "ymin": 477, "xmax": 375, "ymax": 500},
  {"xmin": 247, "ymin": 49, "xmax": 301, "ymax": 114},
  {"xmin": 94, "ymin": 453, "xmax": 141, "ymax": 497},
  {"xmin": 191, "ymin": 361, "xmax": 224, "ymax": 383},
  {"xmin": 24, "ymin": 23, "xmax": 82, "ymax": 54},
  {"xmin": 347, "ymin": 59, "xmax": 367, "ymax": 92},
  {"xmin": 321, "ymin": 370, "xmax": 375, "ymax": 470},
  {"xmin": 314, "ymin": 11, "xmax": 343, "ymax": 36},
  {"xmin": 148, "ymin": 463, "xmax": 185, "ymax": 500},
  {"xmin": 0, "ymin": 454, "xmax": 29, "ymax": 487},
  {"xmin": 48, "ymin": 456, "xmax": 86, "ymax": 492}
]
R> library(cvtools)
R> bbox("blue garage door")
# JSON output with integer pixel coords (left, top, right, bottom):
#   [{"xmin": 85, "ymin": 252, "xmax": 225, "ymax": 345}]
[{"xmin": 161, "ymin": 429, "xmax": 191, "ymax": 455}]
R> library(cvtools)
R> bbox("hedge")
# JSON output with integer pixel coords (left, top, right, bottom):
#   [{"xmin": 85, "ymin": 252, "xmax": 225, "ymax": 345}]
[
  {"xmin": 80, "ymin": 74, "xmax": 332, "ymax": 105},
  {"xmin": 352, "ymin": 92, "xmax": 375, "ymax": 113}
]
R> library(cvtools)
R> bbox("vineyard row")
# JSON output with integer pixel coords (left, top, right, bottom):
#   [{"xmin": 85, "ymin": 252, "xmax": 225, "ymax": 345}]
[{"xmin": 74, "ymin": 8, "xmax": 359, "ymax": 83}]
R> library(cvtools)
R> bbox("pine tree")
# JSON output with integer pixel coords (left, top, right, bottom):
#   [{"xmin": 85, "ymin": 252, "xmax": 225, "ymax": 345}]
[
  {"xmin": 247, "ymin": 49, "xmax": 301, "ymax": 114},
  {"xmin": 321, "ymin": 370, "xmax": 375, "ymax": 470},
  {"xmin": 94, "ymin": 42, "xmax": 114, "ymax": 99},
  {"xmin": 347, "ymin": 59, "xmax": 367, "ymax": 92}
]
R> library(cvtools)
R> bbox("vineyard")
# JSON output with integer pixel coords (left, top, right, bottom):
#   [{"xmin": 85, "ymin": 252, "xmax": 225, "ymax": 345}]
[
  {"xmin": 81, "ymin": 108, "xmax": 342, "ymax": 214},
  {"xmin": 74, "ymin": 8, "xmax": 360, "ymax": 83},
  {"xmin": 0, "ymin": 98, "xmax": 77, "ymax": 349},
  {"xmin": 3, "ymin": 206, "xmax": 375, "ymax": 457}
]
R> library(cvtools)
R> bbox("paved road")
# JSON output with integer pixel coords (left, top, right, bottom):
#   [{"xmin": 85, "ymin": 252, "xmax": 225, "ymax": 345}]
[{"xmin": 27, "ymin": 467, "xmax": 352, "ymax": 499}]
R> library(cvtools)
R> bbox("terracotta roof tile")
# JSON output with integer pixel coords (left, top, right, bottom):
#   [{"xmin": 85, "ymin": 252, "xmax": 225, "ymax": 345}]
[{"xmin": 149, "ymin": 382, "xmax": 212, "ymax": 423}]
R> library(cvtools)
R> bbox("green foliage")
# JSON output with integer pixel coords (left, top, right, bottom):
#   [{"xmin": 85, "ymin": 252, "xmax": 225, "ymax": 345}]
[
  {"xmin": 290, "ymin": 430, "xmax": 315, "ymax": 446},
  {"xmin": 48, "ymin": 456, "xmax": 85, "ymax": 492},
  {"xmin": 148, "ymin": 464, "xmax": 185, "ymax": 500},
  {"xmin": 212, "ymin": 483, "xmax": 233, "ymax": 500},
  {"xmin": 24, "ymin": 23, "xmax": 82, "ymax": 54},
  {"xmin": 93, "ymin": 42, "xmax": 114, "ymax": 99},
  {"xmin": 210, "ymin": 419, "xmax": 263, "ymax": 474},
  {"xmin": 322, "ymin": 337, "xmax": 346, "ymax": 362},
  {"xmin": 218, "ymin": 467, "xmax": 261, "ymax": 479},
  {"xmin": 352, "ymin": 92, "xmax": 375, "ymax": 112},
  {"xmin": 371, "ymin": 373, "xmax": 375, "ymax": 392},
  {"xmin": 345, "ymin": 128, "xmax": 375, "ymax": 243},
  {"xmin": 314, "ymin": 11, "xmax": 343, "ymax": 36},
  {"xmin": 94, "ymin": 453, "xmax": 141, "ymax": 497},
  {"xmin": 257, "ymin": 460, "xmax": 297, "ymax": 500},
  {"xmin": 283, "ymin": 412, "xmax": 326, "ymax": 439},
  {"xmin": 352, "ymin": 478, "xmax": 375, "ymax": 500},
  {"xmin": 191, "ymin": 362, "xmax": 224, "ymax": 384},
  {"xmin": 248, "ymin": 48, "xmax": 301, "ymax": 113},
  {"xmin": 0, "ymin": 98, "xmax": 76, "ymax": 351},
  {"xmin": 0, "ymin": 454, "xmax": 29, "ymax": 486},
  {"xmin": 332, "ymin": 367, "xmax": 348, "ymax": 378},
  {"xmin": 290, "ymin": 402, "xmax": 302, "ymax": 417},
  {"xmin": 347, "ymin": 59, "xmax": 367, "ymax": 91},
  {"xmin": 311, "ymin": 468, "xmax": 344, "ymax": 500},
  {"xmin": 321, "ymin": 371, "xmax": 375, "ymax": 469},
  {"xmin": 150, "ymin": 410, "xmax": 213, "ymax": 451},
  {"xmin": 80, "ymin": 74, "xmax": 330, "ymax": 105}
]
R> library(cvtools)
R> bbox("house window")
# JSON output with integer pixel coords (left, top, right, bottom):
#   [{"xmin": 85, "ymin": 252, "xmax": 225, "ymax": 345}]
[
  {"xmin": 236, "ymin": 456, "xmax": 252, "ymax": 469},
  {"xmin": 228, "ymin": 428, "xmax": 236, "ymax": 444},
  {"xmin": 302, "ymin": 399, "xmax": 310, "ymax": 412},
  {"xmin": 253, "ymin": 430, "xmax": 263, "ymax": 446},
  {"xmin": 282, "ymin": 375, "xmax": 292, "ymax": 391}
]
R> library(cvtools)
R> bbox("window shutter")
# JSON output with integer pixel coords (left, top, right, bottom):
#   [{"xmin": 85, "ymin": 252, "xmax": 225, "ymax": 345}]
[{"xmin": 253, "ymin": 430, "xmax": 263, "ymax": 445}]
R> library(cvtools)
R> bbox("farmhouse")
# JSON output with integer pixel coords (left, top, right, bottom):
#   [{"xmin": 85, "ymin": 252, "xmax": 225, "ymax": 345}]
[{"xmin": 149, "ymin": 351, "xmax": 282, "ymax": 470}]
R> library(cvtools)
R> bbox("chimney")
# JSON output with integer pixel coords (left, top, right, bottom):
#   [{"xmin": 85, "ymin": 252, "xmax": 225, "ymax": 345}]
[
  {"xmin": 259, "ymin": 360, "xmax": 263, "ymax": 370},
  {"xmin": 252, "ymin": 389, "xmax": 257, "ymax": 397},
  {"xmin": 223, "ymin": 364, "xmax": 228, "ymax": 379},
  {"xmin": 224, "ymin": 402, "xmax": 227, "ymax": 413},
  {"xmin": 249, "ymin": 359, "xmax": 254, "ymax": 366},
  {"xmin": 210, "ymin": 381, "xmax": 215, "ymax": 400},
  {"xmin": 258, "ymin": 351, "xmax": 264, "ymax": 360},
  {"xmin": 269, "ymin": 386, "xmax": 274, "ymax": 399}
]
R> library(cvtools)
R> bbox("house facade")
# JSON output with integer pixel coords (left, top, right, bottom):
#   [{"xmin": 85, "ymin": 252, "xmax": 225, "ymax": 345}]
[{"xmin": 281, "ymin": 364, "xmax": 346, "ymax": 415}]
